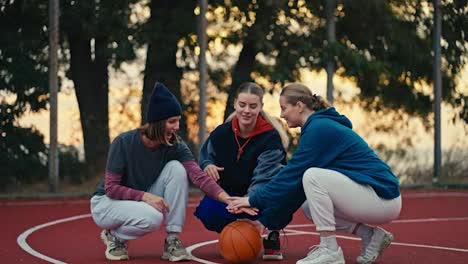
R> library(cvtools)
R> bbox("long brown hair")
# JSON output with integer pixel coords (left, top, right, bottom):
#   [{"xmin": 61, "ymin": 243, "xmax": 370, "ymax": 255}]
[
  {"xmin": 226, "ymin": 82, "xmax": 289, "ymax": 149},
  {"xmin": 139, "ymin": 120, "xmax": 179, "ymax": 146},
  {"xmin": 280, "ymin": 83, "xmax": 331, "ymax": 111}
]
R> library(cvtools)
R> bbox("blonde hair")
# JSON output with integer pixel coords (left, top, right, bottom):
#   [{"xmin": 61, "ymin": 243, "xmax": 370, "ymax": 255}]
[
  {"xmin": 139, "ymin": 120, "xmax": 179, "ymax": 146},
  {"xmin": 226, "ymin": 82, "xmax": 289, "ymax": 149},
  {"xmin": 280, "ymin": 83, "xmax": 331, "ymax": 111}
]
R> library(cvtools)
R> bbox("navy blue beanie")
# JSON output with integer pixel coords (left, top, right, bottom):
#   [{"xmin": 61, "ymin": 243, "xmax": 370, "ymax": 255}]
[{"xmin": 147, "ymin": 82, "xmax": 182, "ymax": 123}]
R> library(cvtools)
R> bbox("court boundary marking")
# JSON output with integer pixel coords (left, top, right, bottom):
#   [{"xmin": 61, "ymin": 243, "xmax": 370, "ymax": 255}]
[
  {"xmin": 187, "ymin": 228, "xmax": 468, "ymax": 264},
  {"xmin": 17, "ymin": 214, "xmax": 90, "ymax": 264},
  {"xmin": 14, "ymin": 192, "xmax": 468, "ymax": 263},
  {"xmin": 17, "ymin": 214, "xmax": 468, "ymax": 264}
]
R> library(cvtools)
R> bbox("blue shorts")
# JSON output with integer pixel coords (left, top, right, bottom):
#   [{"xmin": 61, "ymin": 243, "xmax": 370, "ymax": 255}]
[{"xmin": 194, "ymin": 195, "xmax": 258, "ymax": 233}]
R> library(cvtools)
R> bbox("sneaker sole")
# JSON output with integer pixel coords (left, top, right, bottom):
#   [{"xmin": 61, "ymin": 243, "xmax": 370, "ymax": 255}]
[
  {"xmin": 263, "ymin": 254, "xmax": 284, "ymax": 260},
  {"xmin": 357, "ymin": 232, "xmax": 393, "ymax": 264},
  {"xmin": 105, "ymin": 251, "xmax": 129, "ymax": 261},
  {"xmin": 297, "ymin": 259, "xmax": 344, "ymax": 264},
  {"xmin": 162, "ymin": 253, "xmax": 192, "ymax": 262},
  {"xmin": 100, "ymin": 231, "xmax": 129, "ymax": 261}
]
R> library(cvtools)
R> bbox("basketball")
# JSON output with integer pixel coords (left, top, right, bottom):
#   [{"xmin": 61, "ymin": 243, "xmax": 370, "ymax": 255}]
[{"xmin": 218, "ymin": 221, "xmax": 262, "ymax": 263}]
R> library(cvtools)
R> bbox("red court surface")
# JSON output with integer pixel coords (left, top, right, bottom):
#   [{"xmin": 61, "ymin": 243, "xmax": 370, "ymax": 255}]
[{"xmin": 3, "ymin": 190, "xmax": 468, "ymax": 263}]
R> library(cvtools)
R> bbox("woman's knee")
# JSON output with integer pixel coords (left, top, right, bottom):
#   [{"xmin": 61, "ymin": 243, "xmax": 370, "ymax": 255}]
[
  {"xmin": 194, "ymin": 198, "xmax": 233, "ymax": 233},
  {"xmin": 167, "ymin": 160, "xmax": 187, "ymax": 175},
  {"xmin": 138, "ymin": 209, "xmax": 164, "ymax": 231},
  {"xmin": 166, "ymin": 160, "xmax": 188, "ymax": 184},
  {"xmin": 302, "ymin": 167, "xmax": 326, "ymax": 187},
  {"xmin": 195, "ymin": 207, "xmax": 230, "ymax": 233}
]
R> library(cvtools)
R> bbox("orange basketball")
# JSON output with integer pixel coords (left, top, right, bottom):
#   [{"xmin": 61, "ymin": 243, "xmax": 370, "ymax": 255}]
[{"xmin": 218, "ymin": 221, "xmax": 262, "ymax": 263}]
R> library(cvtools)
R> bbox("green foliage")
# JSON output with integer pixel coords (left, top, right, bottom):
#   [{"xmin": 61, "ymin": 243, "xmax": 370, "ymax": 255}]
[
  {"xmin": 60, "ymin": 0, "xmax": 138, "ymax": 68},
  {"xmin": 0, "ymin": 122, "xmax": 47, "ymax": 191},
  {"xmin": 1, "ymin": 0, "xmax": 139, "ymax": 185},
  {"xmin": 334, "ymin": 0, "xmax": 464, "ymax": 119},
  {"xmin": 203, "ymin": 0, "xmax": 467, "ymax": 123},
  {"xmin": 58, "ymin": 145, "xmax": 86, "ymax": 184},
  {"xmin": 0, "ymin": 1, "xmax": 50, "ymax": 190},
  {"xmin": 0, "ymin": 1, "xmax": 49, "ymax": 117}
]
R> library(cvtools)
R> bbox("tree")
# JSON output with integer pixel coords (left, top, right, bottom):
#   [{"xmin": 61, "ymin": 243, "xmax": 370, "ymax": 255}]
[
  {"xmin": 306, "ymin": 0, "xmax": 468, "ymax": 122},
  {"xmin": 204, "ymin": 0, "xmax": 300, "ymax": 120},
  {"xmin": 222, "ymin": 1, "xmax": 293, "ymax": 120},
  {"xmin": 60, "ymin": 0, "xmax": 137, "ymax": 178},
  {"xmin": 0, "ymin": 1, "xmax": 49, "ymax": 120},
  {"xmin": 138, "ymin": 1, "xmax": 198, "ymax": 143},
  {"xmin": 214, "ymin": 0, "xmax": 467, "ymax": 123},
  {"xmin": 0, "ymin": 0, "xmax": 49, "ymax": 188}
]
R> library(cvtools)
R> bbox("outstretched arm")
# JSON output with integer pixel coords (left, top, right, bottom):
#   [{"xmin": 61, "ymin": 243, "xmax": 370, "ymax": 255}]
[{"xmin": 182, "ymin": 160, "xmax": 230, "ymax": 203}]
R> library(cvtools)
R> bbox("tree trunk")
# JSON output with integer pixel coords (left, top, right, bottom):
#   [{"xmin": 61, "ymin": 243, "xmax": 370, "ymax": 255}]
[
  {"xmin": 223, "ymin": 2, "xmax": 277, "ymax": 120},
  {"xmin": 69, "ymin": 35, "xmax": 110, "ymax": 179},
  {"xmin": 141, "ymin": 0, "xmax": 196, "ymax": 142},
  {"xmin": 223, "ymin": 40, "xmax": 257, "ymax": 121},
  {"xmin": 142, "ymin": 45, "xmax": 187, "ymax": 140}
]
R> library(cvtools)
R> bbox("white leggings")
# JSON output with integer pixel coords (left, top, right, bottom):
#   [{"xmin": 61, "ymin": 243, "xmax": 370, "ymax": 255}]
[
  {"xmin": 90, "ymin": 160, "xmax": 189, "ymax": 241},
  {"xmin": 302, "ymin": 167, "xmax": 401, "ymax": 232}
]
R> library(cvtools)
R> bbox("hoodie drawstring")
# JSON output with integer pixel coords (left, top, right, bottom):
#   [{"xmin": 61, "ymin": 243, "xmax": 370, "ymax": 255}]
[{"xmin": 234, "ymin": 131, "xmax": 252, "ymax": 162}]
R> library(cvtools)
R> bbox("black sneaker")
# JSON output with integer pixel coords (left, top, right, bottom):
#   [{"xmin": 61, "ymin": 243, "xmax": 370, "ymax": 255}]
[{"xmin": 262, "ymin": 230, "xmax": 283, "ymax": 260}]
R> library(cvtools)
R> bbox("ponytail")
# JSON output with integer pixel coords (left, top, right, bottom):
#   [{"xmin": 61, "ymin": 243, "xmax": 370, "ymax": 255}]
[{"xmin": 280, "ymin": 83, "xmax": 331, "ymax": 111}]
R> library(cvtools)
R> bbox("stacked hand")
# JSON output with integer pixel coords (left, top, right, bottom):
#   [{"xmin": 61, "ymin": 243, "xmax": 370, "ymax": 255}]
[
  {"xmin": 142, "ymin": 192, "xmax": 170, "ymax": 213},
  {"xmin": 226, "ymin": 196, "xmax": 259, "ymax": 216}
]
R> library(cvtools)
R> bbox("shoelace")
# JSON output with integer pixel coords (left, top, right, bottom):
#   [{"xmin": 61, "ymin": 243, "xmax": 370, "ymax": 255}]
[
  {"xmin": 167, "ymin": 238, "xmax": 183, "ymax": 251},
  {"xmin": 109, "ymin": 239, "xmax": 127, "ymax": 251}
]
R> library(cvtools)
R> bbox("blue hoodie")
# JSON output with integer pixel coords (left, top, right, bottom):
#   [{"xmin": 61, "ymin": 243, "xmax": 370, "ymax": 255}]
[{"xmin": 249, "ymin": 107, "xmax": 400, "ymax": 229}]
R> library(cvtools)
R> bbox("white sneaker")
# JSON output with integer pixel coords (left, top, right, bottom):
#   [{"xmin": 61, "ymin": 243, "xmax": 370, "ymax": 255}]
[
  {"xmin": 296, "ymin": 245, "xmax": 345, "ymax": 264},
  {"xmin": 162, "ymin": 237, "xmax": 192, "ymax": 262},
  {"xmin": 356, "ymin": 227, "xmax": 393, "ymax": 264},
  {"xmin": 100, "ymin": 229, "xmax": 129, "ymax": 261}
]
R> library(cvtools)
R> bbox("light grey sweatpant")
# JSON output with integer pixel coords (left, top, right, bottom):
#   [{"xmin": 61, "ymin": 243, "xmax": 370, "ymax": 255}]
[
  {"xmin": 302, "ymin": 167, "xmax": 401, "ymax": 233},
  {"xmin": 90, "ymin": 160, "xmax": 189, "ymax": 241}
]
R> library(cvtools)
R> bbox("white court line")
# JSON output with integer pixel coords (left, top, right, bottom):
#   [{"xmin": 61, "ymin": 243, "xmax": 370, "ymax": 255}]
[
  {"xmin": 17, "ymin": 215, "xmax": 468, "ymax": 264},
  {"xmin": 16, "ymin": 207, "xmax": 468, "ymax": 263},
  {"xmin": 286, "ymin": 216, "xmax": 468, "ymax": 228},
  {"xmin": 16, "ymin": 203, "xmax": 199, "ymax": 264},
  {"xmin": 187, "ymin": 228, "xmax": 468, "ymax": 264},
  {"xmin": 282, "ymin": 229, "xmax": 468, "ymax": 253},
  {"xmin": 186, "ymin": 240, "xmax": 220, "ymax": 264},
  {"xmin": 17, "ymin": 214, "xmax": 91, "ymax": 264}
]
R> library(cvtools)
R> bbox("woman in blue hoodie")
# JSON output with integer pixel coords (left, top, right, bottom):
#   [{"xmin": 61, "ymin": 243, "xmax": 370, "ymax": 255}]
[
  {"xmin": 194, "ymin": 82, "xmax": 289, "ymax": 260},
  {"xmin": 227, "ymin": 83, "xmax": 401, "ymax": 264}
]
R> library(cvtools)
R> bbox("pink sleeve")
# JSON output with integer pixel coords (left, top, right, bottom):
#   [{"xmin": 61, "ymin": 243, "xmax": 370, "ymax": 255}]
[
  {"xmin": 182, "ymin": 160, "xmax": 224, "ymax": 199},
  {"xmin": 105, "ymin": 171, "xmax": 144, "ymax": 201}
]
